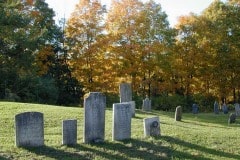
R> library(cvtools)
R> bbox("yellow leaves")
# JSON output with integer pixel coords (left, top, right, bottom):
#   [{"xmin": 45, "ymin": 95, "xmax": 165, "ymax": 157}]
[{"xmin": 36, "ymin": 45, "xmax": 54, "ymax": 75}]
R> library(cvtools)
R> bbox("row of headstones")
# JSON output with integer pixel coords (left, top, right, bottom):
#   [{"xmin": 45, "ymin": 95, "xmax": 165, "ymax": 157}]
[
  {"xmin": 15, "ymin": 92, "xmax": 159, "ymax": 147},
  {"xmin": 175, "ymin": 104, "xmax": 239, "ymax": 124}
]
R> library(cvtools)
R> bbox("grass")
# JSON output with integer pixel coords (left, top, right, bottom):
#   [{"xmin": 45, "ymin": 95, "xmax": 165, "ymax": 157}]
[{"xmin": 0, "ymin": 101, "xmax": 240, "ymax": 160}]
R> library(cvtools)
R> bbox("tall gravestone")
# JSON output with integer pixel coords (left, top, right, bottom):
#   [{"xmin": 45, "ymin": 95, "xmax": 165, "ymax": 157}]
[
  {"xmin": 84, "ymin": 92, "xmax": 106, "ymax": 143},
  {"xmin": 143, "ymin": 117, "xmax": 160, "ymax": 137},
  {"xmin": 15, "ymin": 112, "xmax": 44, "ymax": 147},
  {"xmin": 222, "ymin": 103, "xmax": 228, "ymax": 114},
  {"xmin": 214, "ymin": 101, "xmax": 219, "ymax": 114},
  {"xmin": 113, "ymin": 103, "xmax": 132, "ymax": 141},
  {"xmin": 142, "ymin": 97, "xmax": 151, "ymax": 111},
  {"xmin": 234, "ymin": 103, "xmax": 240, "ymax": 116},
  {"xmin": 192, "ymin": 103, "xmax": 198, "ymax": 114},
  {"xmin": 119, "ymin": 83, "xmax": 132, "ymax": 103},
  {"xmin": 62, "ymin": 119, "xmax": 77, "ymax": 145},
  {"xmin": 175, "ymin": 106, "xmax": 182, "ymax": 121}
]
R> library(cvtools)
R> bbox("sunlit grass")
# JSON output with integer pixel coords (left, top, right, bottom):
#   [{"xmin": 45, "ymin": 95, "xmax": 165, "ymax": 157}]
[{"xmin": 0, "ymin": 102, "xmax": 240, "ymax": 160}]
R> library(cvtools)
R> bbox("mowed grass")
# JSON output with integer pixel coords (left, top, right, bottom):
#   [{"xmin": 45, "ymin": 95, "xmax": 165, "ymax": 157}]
[{"xmin": 0, "ymin": 102, "xmax": 240, "ymax": 160}]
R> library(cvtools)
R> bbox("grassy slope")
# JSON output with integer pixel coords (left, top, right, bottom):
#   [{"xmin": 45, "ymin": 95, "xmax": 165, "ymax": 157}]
[{"xmin": 0, "ymin": 102, "xmax": 240, "ymax": 160}]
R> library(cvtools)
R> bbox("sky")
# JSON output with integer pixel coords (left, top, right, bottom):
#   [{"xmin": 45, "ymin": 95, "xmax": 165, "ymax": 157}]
[{"xmin": 45, "ymin": 0, "xmax": 225, "ymax": 27}]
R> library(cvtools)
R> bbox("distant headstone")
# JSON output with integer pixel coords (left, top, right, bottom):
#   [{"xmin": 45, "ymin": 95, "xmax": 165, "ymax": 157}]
[
  {"xmin": 234, "ymin": 103, "xmax": 240, "ymax": 116},
  {"xmin": 192, "ymin": 104, "xmax": 198, "ymax": 114},
  {"xmin": 142, "ymin": 98, "xmax": 151, "ymax": 111},
  {"xmin": 119, "ymin": 83, "xmax": 132, "ymax": 103},
  {"xmin": 84, "ymin": 92, "xmax": 106, "ymax": 143},
  {"xmin": 222, "ymin": 103, "xmax": 228, "ymax": 114},
  {"xmin": 62, "ymin": 119, "xmax": 77, "ymax": 145},
  {"xmin": 143, "ymin": 117, "xmax": 160, "ymax": 137},
  {"xmin": 113, "ymin": 103, "xmax": 132, "ymax": 141},
  {"xmin": 228, "ymin": 113, "xmax": 236, "ymax": 124},
  {"xmin": 15, "ymin": 112, "xmax": 44, "ymax": 147},
  {"xmin": 175, "ymin": 106, "xmax": 182, "ymax": 121},
  {"xmin": 214, "ymin": 101, "xmax": 219, "ymax": 114}
]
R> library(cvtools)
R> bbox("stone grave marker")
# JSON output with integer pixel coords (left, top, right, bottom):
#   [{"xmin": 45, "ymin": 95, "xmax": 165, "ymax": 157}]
[
  {"xmin": 222, "ymin": 103, "xmax": 228, "ymax": 114},
  {"xmin": 142, "ymin": 97, "xmax": 151, "ymax": 111},
  {"xmin": 228, "ymin": 113, "xmax": 236, "ymax": 124},
  {"xmin": 15, "ymin": 112, "xmax": 44, "ymax": 147},
  {"xmin": 192, "ymin": 103, "xmax": 198, "ymax": 114},
  {"xmin": 122, "ymin": 101, "xmax": 135, "ymax": 117},
  {"xmin": 62, "ymin": 119, "xmax": 77, "ymax": 145},
  {"xmin": 119, "ymin": 83, "xmax": 132, "ymax": 103},
  {"xmin": 175, "ymin": 106, "xmax": 182, "ymax": 121},
  {"xmin": 235, "ymin": 103, "xmax": 240, "ymax": 116},
  {"xmin": 112, "ymin": 103, "xmax": 132, "ymax": 141},
  {"xmin": 143, "ymin": 117, "xmax": 160, "ymax": 137},
  {"xmin": 84, "ymin": 92, "xmax": 106, "ymax": 143},
  {"xmin": 214, "ymin": 101, "xmax": 219, "ymax": 114}
]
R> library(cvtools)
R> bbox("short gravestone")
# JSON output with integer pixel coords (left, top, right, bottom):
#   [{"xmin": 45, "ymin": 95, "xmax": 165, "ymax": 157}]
[
  {"xmin": 84, "ymin": 92, "xmax": 106, "ymax": 143},
  {"xmin": 175, "ymin": 106, "xmax": 182, "ymax": 121},
  {"xmin": 222, "ymin": 103, "xmax": 228, "ymax": 114},
  {"xmin": 119, "ymin": 83, "xmax": 132, "ymax": 103},
  {"xmin": 214, "ymin": 101, "xmax": 219, "ymax": 114},
  {"xmin": 234, "ymin": 103, "xmax": 240, "ymax": 116},
  {"xmin": 228, "ymin": 113, "xmax": 236, "ymax": 124},
  {"xmin": 142, "ymin": 97, "xmax": 151, "ymax": 111},
  {"xmin": 113, "ymin": 103, "xmax": 132, "ymax": 141},
  {"xmin": 62, "ymin": 119, "xmax": 77, "ymax": 145},
  {"xmin": 192, "ymin": 104, "xmax": 198, "ymax": 114},
  {"xmin": 15, "ymin": 112, "xmax": 44, "ymax": 147},
  {"xmin": 143, "ymin": 117, "xmax": 160, "ymax": 137}
]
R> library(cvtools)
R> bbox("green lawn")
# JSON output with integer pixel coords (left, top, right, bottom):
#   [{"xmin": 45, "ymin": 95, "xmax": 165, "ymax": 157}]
[{"xmin": 0, "ymin": 102, "xmax": 239, "ymax": 160}]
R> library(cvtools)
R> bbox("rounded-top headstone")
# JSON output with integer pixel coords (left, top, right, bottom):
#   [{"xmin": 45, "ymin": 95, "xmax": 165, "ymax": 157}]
[{"xmin": 175, "ymin": 106, "xmax": 182, "ymax": 121}]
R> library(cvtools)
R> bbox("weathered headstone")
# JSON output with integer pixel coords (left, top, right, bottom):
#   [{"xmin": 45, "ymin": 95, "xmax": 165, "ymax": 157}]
[
  {"xmin": 122, "ymin": 101, "xmax": 135, "ymax": 117},
  {"xmin": 15, "ymin": 112, "xmax": 44, "ymax": 147},
  {"xmin": 142, "ymin": 97, "xmax": 151, "ymax": 111},
  {"xmin": 175, "ymin": 106, "xmax": 182, "ymax": 121},
  {"xmin": 143, "ymin": 117, "xmax": 160, "ymax": 137},
  {"xmin": 228, "ymin": 113, "xmax": 236, "ymax": 124},
  {"xmin": 214, "ymin": 101, "xmax": 219, "ymax": 114},
  {"xmin": 84, "ymin": 92, "xmax": 106, "ymax": 143},
  {"xmin": 113, "ymin": 103, "xmax": 132, "ymax": 141},
  {"xmin": 62, "ymin": 119, "xmax": 77, "ymax": 145},
  {"xmin": 222, "ymin": 103, "xmax": 228, "ymax": 114},
  {"xmin": 119, "ymin": 83, "xmax": 132, "ymax": 103},
  {"xmin": 192, "ymin": 103, "xmax": 198, "ymax": 114},
  {"xmin": 234, "ymin": 103, "xmax": 240, "ymax": 116}
]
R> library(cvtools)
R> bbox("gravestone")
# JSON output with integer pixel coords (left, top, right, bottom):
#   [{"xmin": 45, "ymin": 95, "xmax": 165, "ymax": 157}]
[
  {"xmin": 62, "ymin": 119, "xmax": 77, "ymax": 145},
  {"xmin": 228, "ymin": 113, "xmax": 236, "ymax": 124},
  {"xmin": 192, "ymin": 104, "xmax": 198, "ymax": 114},
  {"xmin": 214, "ymin": 101, "xmax": 219, "ymax": 114},
  {"xmin": 222, "ymin": 103, "xmax": 228, "ymax": 114},
  {"xmin": 113, "ymin": 103, "xmax": 132, "ymax": 141},
  {"xmin": 143, "ymin": 117, "xmax": 160, "ymax": 137},
  {"xmin": 119, "ymin": 83, "xmax": 132, "ymax": 103},
  {"xmin": 123, "ymin": 101, "xmax": 135, "ymax": 117},
  {"xmin": 175, "ymin": 106, "xmax": 182, "ymax": 121},
  {"xmin": 84, "ymin": 92, "xmax": 106, "ymax": 143},
  {"xmin": 234, "ymin": 103, "xmax": 240, "ymax": 116},
  {"xmin": 15, "ymin": 112, "xmax": 44, "ymax": 147},
  {"xmin": 142, "ymin": 97, "xmax": 151, "ymax": 111}
]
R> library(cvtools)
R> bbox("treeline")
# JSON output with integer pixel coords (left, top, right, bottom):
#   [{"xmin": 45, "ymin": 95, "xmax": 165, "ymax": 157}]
[{"xmin": 1, "ymin": 0, "xmax": 240, "ymax": 111}]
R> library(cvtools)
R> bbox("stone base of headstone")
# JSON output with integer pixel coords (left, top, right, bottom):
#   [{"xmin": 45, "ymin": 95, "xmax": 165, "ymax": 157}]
[
  {"xmin": 228, "ymin": 113, "xmax": 236, "ymax": 124},
  {"xmin": 143, "ymin": 117, "xmax": 160, "ymax": 137},
  {"xmin": 113, "ymin": 103, "xmax": 132, "ymax": 141},
  {"xmin": 175, "ymin": 106, "xmax": 182, "ymax": 121},
  {"xmin": 62, "ymin": 119, "xmax": 77, "ymax": 145},
  {"xmin": 142, "ymin": 98, "xmax": 151, "ymax": 111},
  {"xmin": 15, "ymin": 112, "xmax": 44, "ymax": 147}
]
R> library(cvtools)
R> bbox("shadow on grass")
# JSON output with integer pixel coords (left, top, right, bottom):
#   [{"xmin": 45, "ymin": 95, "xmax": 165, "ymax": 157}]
[
  {"xmin": 161, "ymin": 136, "xmax": 240, "ymax": 160},
  {"xmin": 0, "ymin": 155, "xmax": 11, "ymax": 160}
]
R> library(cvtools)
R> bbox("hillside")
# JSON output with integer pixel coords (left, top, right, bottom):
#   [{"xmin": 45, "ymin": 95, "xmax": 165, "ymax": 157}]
[{"xmin": 0, "ymin": 102, "xmax": 239, "ymax": 160}]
